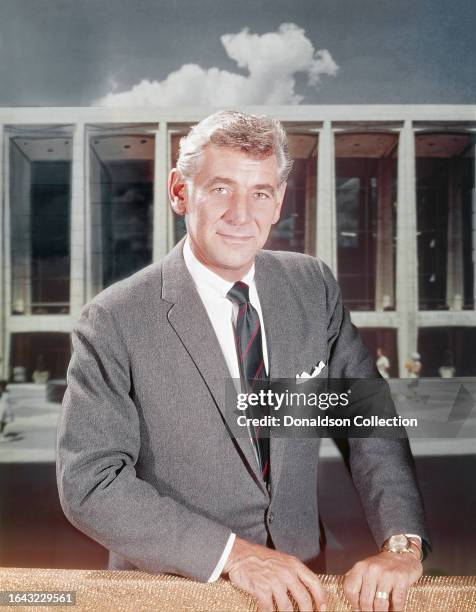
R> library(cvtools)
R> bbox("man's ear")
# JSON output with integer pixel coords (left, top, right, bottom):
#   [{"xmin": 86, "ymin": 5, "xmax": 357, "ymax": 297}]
[
  {"xmin": 168, "ymin": 168, "xmax": 188, "ymax": 215},
  {"xmin": 271, "ymin": 181, "xmax": 287, "ymax": 224}
]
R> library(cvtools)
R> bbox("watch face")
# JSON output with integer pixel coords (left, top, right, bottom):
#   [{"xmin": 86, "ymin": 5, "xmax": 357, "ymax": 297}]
[{"xmin": 389, "ymin": 534, "xmax": 409, "ymax": 552}]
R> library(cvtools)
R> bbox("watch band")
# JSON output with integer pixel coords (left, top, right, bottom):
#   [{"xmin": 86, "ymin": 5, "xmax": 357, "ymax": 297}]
[{"xmin": 408, "ymin": 539, "xmax": 424, "ymax": 562}]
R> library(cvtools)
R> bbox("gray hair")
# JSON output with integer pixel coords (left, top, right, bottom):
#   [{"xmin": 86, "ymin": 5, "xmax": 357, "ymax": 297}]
[{"xmin": 176, "ymin": 110, "xmax": 293, "ymax": 185}]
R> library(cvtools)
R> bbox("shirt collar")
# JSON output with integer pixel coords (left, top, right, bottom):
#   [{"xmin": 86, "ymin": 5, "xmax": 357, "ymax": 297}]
[{"xmin": 183, "ymin": 234, "xmax": 255, "ymax": 299}]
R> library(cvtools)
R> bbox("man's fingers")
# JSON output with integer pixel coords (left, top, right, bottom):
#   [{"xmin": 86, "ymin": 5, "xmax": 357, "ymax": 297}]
[
  {"xmin": 343, "ymin": 568, "xmax": 362, "ymax": 610},
  {"xmin": 359, "ymin": 569, "xmax": 378, "ymax": 612},
  {"xmin": 297, "ymin": 569, "xmax": 327, "ymax": 611},
  {"xmin": 374, "ymin": 576, "xmax": 393, "ymax": 612},
  {"xmin": 272, "ymin": 585, "xmax": 295, "ymax": 612},
  {"xmin": 342, "ymin": 552, "xmax": 421, "ymax": 612},
  {"xmin": 225, "ymin": 541, "xmax": 328, "ymax": 611},
  {"xmin": 254, "ymin": 588, "xmax": 275, "ymax": 612},
  {"xmin": 286, "ymin": 581, "xmax": 314, "ymax": 612},
  {"xmin": 228, "ymin": 574, "xmax": 274, "ymax": 612},
  {"xmin": 391, "ymin": 584, "xmax": 409, "ymax": 612}
]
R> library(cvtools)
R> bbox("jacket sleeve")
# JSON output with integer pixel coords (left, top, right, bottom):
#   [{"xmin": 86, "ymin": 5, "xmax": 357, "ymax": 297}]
[
  {"xmin": 319, "ymin": 260, "xmax": 431, "ymax": 553},
  {"xmin": 56, "ymin": 300, "xmax": 232, "ymax": 581}
]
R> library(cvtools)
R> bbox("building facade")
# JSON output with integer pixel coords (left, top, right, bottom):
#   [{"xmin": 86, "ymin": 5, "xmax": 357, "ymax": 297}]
[{"xmin": 0, "ymin": 105, "xmax": 475, "ymax": 382}]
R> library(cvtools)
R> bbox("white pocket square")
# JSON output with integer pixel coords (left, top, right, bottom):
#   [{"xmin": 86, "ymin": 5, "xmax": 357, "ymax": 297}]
[{"xmin": 295, "ymin": 361, "xmax": 326, "ymax": 383}]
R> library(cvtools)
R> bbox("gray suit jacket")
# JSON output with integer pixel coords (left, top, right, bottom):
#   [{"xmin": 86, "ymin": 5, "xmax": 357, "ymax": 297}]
[{"xmin": 56, "ymin": 237, "xmax": 429, "ymax": 581}]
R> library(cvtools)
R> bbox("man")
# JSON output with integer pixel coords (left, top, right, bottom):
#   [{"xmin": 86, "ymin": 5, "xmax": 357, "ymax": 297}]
[
  {"xmin": 376, "ymin": 348, "xmax": 390, "ymax": 379},
  {"xmin": 0, "ymin": 380, "xmax": 14, "ymax": 441},
  {"xmin": 57, "ymin": 111, "xmax": 429, "ymax": 612}
]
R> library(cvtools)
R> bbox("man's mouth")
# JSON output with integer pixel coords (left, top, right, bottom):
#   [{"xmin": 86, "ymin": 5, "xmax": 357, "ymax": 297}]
[{"xmin": 217, "ymin": 232, "xmax": 253, "ymax": 242}]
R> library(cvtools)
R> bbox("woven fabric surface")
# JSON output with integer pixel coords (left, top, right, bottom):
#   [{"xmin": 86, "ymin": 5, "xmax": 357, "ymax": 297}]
[{"xmin": 0, "ymin": 568, "xmax": 475, "ymax": 611}]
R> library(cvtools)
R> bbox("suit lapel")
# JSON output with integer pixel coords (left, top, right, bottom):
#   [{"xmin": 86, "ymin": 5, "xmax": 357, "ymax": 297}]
[
  {"xmin": 161, "ymin": 238, "xmax": 267, "ymax": 494},
  {"xmin": 255, "ymin": 250, "xmax": 299, "ymax": 380}
]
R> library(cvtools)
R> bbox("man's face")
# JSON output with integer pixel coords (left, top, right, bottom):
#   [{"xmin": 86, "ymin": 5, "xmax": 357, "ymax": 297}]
[{"xmin": 169, "ymin": 144, "xmax": 286, "ymax": 280}]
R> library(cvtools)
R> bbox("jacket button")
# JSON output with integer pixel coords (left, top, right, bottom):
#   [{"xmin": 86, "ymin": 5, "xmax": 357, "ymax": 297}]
[{"xmin": 268, "ymin": 511, "xmax": 274, "ymax": 524}]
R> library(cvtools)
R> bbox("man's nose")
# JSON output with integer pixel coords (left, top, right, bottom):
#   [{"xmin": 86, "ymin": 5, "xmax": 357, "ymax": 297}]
[{"xmin": 225, "ymin": 192, "xmax": 252, "ymax": 225}]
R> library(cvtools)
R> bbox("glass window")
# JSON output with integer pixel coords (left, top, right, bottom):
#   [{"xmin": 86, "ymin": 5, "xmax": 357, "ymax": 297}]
[
  {"xmin": 265, "ymin": 132, "xmax": 317, "ymax": 254},
  {"xmin": 416, "ymin": 132, "xmax": 475, "ymax": 310},
  {"xmin": 170, "ymin": 127, "xmax": 191, "ymax": 244},
  {"xmin": 9, "ymin": 133, "xmax": 72, "ymax": 314},
  {"xmin": 335, "ymin": 132, "xmax": 398, "ymax": 311},
  {"xmin": 169, "ymin": 127, "xmax": 318, "ymax": 255},
  {"xmin": 89, "ymin": 128, "xmax": 155, "ymax": 293},
  {"xmin": 9, "ymin": 332, "xmax": 71, "ymax": 383},
  {"xmin": 418, "ymin": 327, "xmax": 476, "ymax": 377}
]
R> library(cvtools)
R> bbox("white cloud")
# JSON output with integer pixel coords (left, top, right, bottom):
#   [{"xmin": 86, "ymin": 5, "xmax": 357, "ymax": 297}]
[
  {"xmin": 107, "ymin": 75, "xmax": 119, "ymax": 92},
  {"xmin": 94, "ymin": 23, "xmax": 338, "ymax": 107}
]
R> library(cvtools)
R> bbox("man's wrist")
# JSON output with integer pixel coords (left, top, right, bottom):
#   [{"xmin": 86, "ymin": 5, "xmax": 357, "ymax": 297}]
[
  {"xmin": 408, "ymin": 540, "xmax": 423, "ymax": 561},
  {"xmin": 222, "ymin": 535, "xmax": 247, "ymax": 575}
]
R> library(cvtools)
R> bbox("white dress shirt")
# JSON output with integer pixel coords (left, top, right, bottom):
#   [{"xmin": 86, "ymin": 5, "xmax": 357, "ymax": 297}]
[
  {"xmin": 183, "ymin": 236, "xmax": 269, "ymax": 381},
  {"xmin": 183, "ymin": 236, "xmax": 269, "ymax": 581},
  {"xmin": 182, "ymin": 236, "xmax": 421, "ymax": 580}
]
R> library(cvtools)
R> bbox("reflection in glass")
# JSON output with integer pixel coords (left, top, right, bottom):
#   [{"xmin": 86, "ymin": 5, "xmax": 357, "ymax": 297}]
[
  {"xmin": 10, "ymin": 332, "xmax": 71, "ymax": 382},
  {"xmin": 416, "ymin": 132, "xmax": 475, "ymax": 310},
  {"xmin": 359, "ymin": 328, "xmax": 398, "ymax": 378},
  {"xmin": 335, "ymin": 132, "xmax": 398, "ymax": 311},
  {"xmin": 10, "ymin": 135, "xmax": 71, "ymax": 314},
  {"xmin": 90, "ymin": 131, "xmax": 154, "ymax": 293},
  {"xmin": 170, "ymin": 129, "xmax": 318, "ymax": 255}
]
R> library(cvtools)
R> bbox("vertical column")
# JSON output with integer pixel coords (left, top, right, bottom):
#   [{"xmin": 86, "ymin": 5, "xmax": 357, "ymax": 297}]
[
  {"xmin": 85, "ymin": 126, "xmax": 100, "ymax": 302},
  {"xmin": 167, "ymin": 129, "xmax": 177, "ymax": 250},
  {"xmin": 375, "ymin": 157, "xmax": 395, "ymax": 310},
  {"xmin": 70, "ymin": 123, "xmax": 86, "ymax": 319},
  {"xmin": 153, "ymin": 122, "xmax": 170, "ymax": 262},
  {"xmin": 473, "ymin": 141, "xmax": 476, "ymax": 310},
  {"xmin": 3, "ymin": 130, "xmax": 14, "ymax": 380},
  {"xmin": 10, "ymin": 142, "xmax": 32, "ymax": 315},
  {"xmin": 316, "ymin": 121, "xmax": 337, "ymax": 272},
  {"xmin": 446, "ymin": 159, "xmax": 464, "ymax": 310},
  {"xmin": 86, "ymin": 131, "xmax": 103, "ymax": 301},
  {"xmin": 0, "ymin": 125, "xmax": 5, "ymax": 379},
  {"xmin": 304, "ymin": 154, "xmax": 317, "ymax": 255},
  {"xmin": 396, "ymin": 121, "xmax": 418, "ymax": 376}
]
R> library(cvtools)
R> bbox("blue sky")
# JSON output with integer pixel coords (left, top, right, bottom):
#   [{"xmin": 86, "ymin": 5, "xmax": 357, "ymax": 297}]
[{"xmin": 0, "ymin": 0, "xmax": 474, "ymax": 106}]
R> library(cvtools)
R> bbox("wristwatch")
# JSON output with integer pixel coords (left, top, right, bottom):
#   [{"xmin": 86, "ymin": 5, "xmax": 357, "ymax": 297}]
[{"xmin": 381, "ymin": 534, "xmax": 423, "ymax": 561}]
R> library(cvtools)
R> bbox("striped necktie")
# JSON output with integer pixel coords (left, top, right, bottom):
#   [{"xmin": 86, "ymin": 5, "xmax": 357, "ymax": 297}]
[{"xmin": 227, "ymin": 281, "xmax": 270, "ymax": 483}]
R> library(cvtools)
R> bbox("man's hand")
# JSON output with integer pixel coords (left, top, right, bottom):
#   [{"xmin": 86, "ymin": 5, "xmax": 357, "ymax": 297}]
[
  {"xmin": 343, "ymin": 550, "xmax": 423, "ymax": 611},
  {"xmin": 222, "ymin": 537, "xmax": 327, "ymax": 612}
]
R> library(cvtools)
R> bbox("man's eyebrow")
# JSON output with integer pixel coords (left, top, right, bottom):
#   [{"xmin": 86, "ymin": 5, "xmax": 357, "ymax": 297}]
[
  {"xmin": 203, "ymin": 176, "xmax": 236, "ymax": 188},
  {"xmin": 253, "ymin": 183, "xmax": 276, "ymax": 194}
]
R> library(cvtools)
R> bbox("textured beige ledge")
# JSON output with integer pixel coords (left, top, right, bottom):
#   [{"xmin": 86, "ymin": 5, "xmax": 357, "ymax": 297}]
[{"xmin": 0, "ymin": 568, "xmax": 475, "ymax": 611}]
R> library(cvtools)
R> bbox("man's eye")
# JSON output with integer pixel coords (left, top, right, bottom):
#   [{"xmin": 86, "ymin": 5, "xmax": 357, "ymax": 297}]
[
  {"xmin": 255, "ymin": 192, "xmax": 270, "ymax": 199},
  {"xmin": 212, "ymin": 187, "xmax": 228, "ymax": 194}
]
